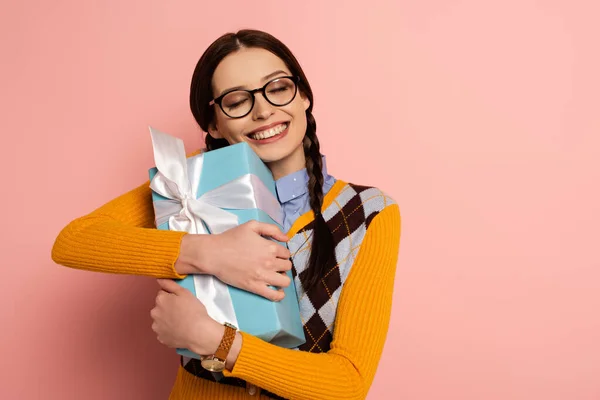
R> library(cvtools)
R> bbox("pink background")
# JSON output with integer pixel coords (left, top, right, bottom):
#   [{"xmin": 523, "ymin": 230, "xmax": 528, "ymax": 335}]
[{"xmin": 1, "ymin": 1, "xmax": 599, "ymax": 399}]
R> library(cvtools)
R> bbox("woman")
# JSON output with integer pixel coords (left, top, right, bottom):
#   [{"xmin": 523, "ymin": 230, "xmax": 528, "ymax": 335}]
[{"xmin": 52, "ymin": 29, "xmax": 401, "ymax": 400}]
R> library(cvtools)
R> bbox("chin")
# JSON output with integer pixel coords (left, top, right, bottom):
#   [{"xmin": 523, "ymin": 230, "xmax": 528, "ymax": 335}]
[
  {"xmin": 247, "ymin": 135, "xmax": 305, "ymax": 165},
  {"xmin": 252, "ymin": 144, "xmax": 298, "ymax": 164}
]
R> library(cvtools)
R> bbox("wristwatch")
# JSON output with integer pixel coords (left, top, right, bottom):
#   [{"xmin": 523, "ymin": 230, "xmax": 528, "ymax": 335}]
[{"xmin": 201, "ymin": 322, "xmax": 237, "ymax": 373}]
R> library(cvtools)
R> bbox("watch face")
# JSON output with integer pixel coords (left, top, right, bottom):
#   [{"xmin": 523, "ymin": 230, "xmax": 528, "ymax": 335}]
[{"xmin": 201, "ymin": 358, "xmax": 225, "ymax": 372}]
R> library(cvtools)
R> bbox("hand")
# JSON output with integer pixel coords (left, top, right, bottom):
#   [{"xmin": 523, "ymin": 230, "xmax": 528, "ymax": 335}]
[
  {"xmin": 179, "ymin": 221, "xmax": 293, "ymax": 301},
  {"xmin": 150, "ymin": 279, "xmax": 222, "ymax": 355}
]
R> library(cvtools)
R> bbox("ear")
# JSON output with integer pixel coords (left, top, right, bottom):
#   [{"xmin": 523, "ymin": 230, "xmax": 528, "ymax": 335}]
[
  {"xmin": 207, "ymin": 121, "xmax": 222, "ymax": 139},
  {"xmin": 300, "ymin": 91, "xmax": 311, "ymax": 111}
]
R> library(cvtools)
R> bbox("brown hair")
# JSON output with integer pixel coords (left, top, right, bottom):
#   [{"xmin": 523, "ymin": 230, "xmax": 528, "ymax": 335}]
[{"xmin": 189, "ymin": 29, "xmax": 335, "ymax": 292}]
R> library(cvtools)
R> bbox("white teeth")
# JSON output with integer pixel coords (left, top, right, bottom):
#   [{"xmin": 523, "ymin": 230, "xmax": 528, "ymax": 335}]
[{"xmin": 250, "ymin": 123, "xmax": 287, "ymax": 140}]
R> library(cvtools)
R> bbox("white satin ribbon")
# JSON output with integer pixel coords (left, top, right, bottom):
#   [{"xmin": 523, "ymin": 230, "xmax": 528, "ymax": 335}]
[{"xmin": 148, "ymin": 126, "xmax": 283, "ymax": 327}]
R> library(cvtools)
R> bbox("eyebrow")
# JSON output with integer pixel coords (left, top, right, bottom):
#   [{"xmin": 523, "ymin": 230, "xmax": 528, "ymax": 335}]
[{"xmin": 218, "ymin": 70, "xmax": 289, "ymax": 97}]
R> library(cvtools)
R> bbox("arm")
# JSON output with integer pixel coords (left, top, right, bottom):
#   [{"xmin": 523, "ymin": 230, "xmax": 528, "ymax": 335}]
[
  {"xmin": 51, "ymin": 178, "xmax": 293, "ymax": 299},
  {"xmin": 51, "ymin": 180, "xmax": 191, "ymax": 278},
  {"xmin": 223, "ymin": 204, "xmax": 401, "ymax": 400}
]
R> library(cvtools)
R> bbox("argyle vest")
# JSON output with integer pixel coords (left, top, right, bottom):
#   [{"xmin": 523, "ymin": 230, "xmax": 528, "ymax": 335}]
[{"xmin": 183, "ymin": 183, "xmax": 395, "ymax": 399}]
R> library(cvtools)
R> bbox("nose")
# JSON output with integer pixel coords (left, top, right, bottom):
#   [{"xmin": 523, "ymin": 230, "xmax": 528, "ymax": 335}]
[{"xmin": 252, "ymin": 92, "xmax": 275, "ymax": 120}]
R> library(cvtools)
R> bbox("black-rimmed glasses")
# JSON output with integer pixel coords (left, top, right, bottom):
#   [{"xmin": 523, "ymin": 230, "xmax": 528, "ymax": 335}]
[{"xmin": 209, "ymin": 76, "xmax": 300, "ymax": 119}]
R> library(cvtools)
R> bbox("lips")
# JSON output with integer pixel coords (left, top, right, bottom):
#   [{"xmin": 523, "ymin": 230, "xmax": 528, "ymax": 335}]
[
  {"xmin": 247, "ymin": 121, "xmax": 288, "ymax": 134},
  {"xmin": 247, "ymin": 122, "xmax": 289, "ymax": 140},
  {"xmin": 245, "ymin": 122, "xmax": 290, "ymax": 144}
]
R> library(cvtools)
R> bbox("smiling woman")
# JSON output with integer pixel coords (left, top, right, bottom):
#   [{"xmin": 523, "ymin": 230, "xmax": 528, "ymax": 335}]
[
  {"xmin": 196, "ymin": 47, "xmax": 311, "ymax": 178},
  {"xmin": 51, "ymin": 29, "xmax": 401, "ymax": 400}
]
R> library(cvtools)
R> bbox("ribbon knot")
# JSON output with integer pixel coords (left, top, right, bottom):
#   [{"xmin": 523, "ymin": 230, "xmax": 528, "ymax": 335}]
[{"xmin": 180, "ymin": 195, "xmax": 193, "ymax": 214}]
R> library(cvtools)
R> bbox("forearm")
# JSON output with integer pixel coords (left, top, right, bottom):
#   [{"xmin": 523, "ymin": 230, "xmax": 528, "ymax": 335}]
[
  {"xmin": 229, "ymin": 334, "xmax": 376, "ymax": 400},
  {"xmin": 52, "ymin": 215, "xmax": 188, "ymax": 278},
  {"xmin": 52, "ymin": 181, "xmax": 187, "ymax": 278}
]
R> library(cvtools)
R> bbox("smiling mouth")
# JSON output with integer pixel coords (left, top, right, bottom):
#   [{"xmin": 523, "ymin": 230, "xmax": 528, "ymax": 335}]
[{"xmin": 248, "ymin": 122, "xmax": 289, "ymax": 140}]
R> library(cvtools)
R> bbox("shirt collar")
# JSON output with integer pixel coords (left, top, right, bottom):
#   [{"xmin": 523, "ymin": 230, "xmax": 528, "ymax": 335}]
[{"xmin": 275, "ymin": 155, "xmax": 329, "ymax": 204}]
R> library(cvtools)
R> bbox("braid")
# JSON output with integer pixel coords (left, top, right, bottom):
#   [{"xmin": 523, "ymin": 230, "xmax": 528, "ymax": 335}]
[
  {"xmin": 304, "ymin": 114, "xmax": 324, "ymax": 213},
  {"xmin": 302, "ymin": 111, "xmax": 336, "ymax": 292}
]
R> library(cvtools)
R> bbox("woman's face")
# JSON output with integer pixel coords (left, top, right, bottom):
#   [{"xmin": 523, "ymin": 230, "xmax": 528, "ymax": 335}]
[{"xmin": 208, "ymin": 47, "xmax": 310, "ymax": 177}]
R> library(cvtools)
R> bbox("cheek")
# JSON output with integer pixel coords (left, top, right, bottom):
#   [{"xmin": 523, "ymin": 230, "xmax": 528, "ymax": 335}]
[
  {"xmin": 293, "ymin": 119, "xmax": 307, "ymax": 142},
  {"xmin": 215, "ymin": 115, "xmax": 246, "ymax": 142},
  {"xmin": 290, "ymin": 103, "xmax": 308, "ymax": 131}
]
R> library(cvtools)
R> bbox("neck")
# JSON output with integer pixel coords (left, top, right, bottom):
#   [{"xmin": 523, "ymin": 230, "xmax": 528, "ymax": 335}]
[{"xmin": 267, "ymin": 145, "xmax": 306, "ymax": 180}]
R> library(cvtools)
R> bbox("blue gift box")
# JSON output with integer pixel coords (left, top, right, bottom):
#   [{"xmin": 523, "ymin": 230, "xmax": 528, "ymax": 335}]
[{"xmin": 147, "ymin": 127, "xmax": 305, "ymax": 359}]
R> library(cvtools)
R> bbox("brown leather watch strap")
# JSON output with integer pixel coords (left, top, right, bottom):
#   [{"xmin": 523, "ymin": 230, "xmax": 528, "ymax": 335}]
[{"xmin": 213, "ymin": 323, "xmax": 237, "ymax": 361}]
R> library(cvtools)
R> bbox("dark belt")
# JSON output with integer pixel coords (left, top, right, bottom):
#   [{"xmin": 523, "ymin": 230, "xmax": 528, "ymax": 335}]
[{"xmin": 182, "ymin": 357, "xmax": 287, "ymax": 399}]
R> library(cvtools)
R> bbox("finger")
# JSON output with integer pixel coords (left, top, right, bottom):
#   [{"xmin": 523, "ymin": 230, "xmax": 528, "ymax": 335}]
[
  {"xmin": 157, "ymin": 278, "xmax": 184, "ymax": 294},
  {"xmin": 155, "ymin": 290, "xmax": 169, "ymax": 305},
  {"xmin": 265, "ymin": 271, "xmax": 292, "ymax": 288},
  {"xmin": 272, "ymin": 258, "xmax": 292, "ymax": 272},
  {"xmin": 264, "ymin": 241, "xmax": 291, "ymax": 260},
  {"xmin": 254, "ymin": 284, "xmax": 286, "ymax": 302},
  {"xmin": 251, "ymin": 221, "xmax": 289, "ymax": 242}
]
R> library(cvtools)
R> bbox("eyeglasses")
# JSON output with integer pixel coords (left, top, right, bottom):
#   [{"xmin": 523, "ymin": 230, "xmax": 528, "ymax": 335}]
[{"xmin": 209, "ymin": 75, "xmax": 300, "ymax": 119}]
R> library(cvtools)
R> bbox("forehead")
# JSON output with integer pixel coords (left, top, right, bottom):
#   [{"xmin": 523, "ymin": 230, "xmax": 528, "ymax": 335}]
[{"xmin": 212, "ymin": 47, "xmax": 290, "ymax": 92}]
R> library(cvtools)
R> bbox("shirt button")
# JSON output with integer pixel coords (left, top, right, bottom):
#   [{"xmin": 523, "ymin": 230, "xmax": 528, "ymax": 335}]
[
  {"xmin": 247, "ymin": 383, "xmax": 257, "ymax": 396},
  {"xmin": 293, "ymin": 177, "xmax": 297, "ymax": 181}
]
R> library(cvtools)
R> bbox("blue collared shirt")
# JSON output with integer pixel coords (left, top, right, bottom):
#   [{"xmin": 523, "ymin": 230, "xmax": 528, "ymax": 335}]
[{"xmin": 275, "ymin": 156, "xmax": 337, "ymax": 233}]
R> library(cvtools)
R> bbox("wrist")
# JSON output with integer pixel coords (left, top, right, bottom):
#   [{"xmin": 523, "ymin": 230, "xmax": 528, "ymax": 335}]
[
  {"xmin": 176, "ymin": 234, "xmax": 215, "ymax": 275},
  {"xmin": 193, "ymin": 234, "xmax": 216, "ymax": 275},
  {"xmin": 189, "ymin": 319, "xmax": 223, "ymax": 356},
  {"xmin": 225, "ymin": 332, "xmax": 242, "ymax": 371},
  {"xmin": 189, "ymin": 320, "xmax": 242, "ymax": 372}
]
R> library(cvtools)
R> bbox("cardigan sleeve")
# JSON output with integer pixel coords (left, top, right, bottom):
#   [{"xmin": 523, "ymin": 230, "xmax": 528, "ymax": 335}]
[
  {"xmin": 228, "ymin": 203, "xmax": 401, "ymax": 400},
  {"xmin": 51, "ymin": 179, "xmax": 186, "ymax": 279}
]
